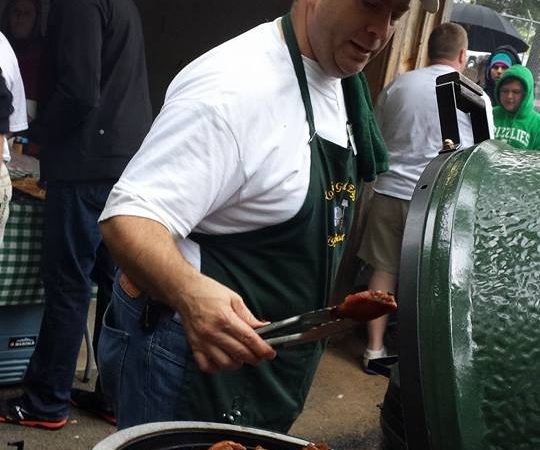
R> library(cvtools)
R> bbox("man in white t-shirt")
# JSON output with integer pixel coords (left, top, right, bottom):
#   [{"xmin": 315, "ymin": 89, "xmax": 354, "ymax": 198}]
[
  {"xmin": 93, "ymin": 0, "xmax": 440, "ymax": 432},
  {"xmin": 358, "ymin": 23, "xmax": 494, "ymax": 372},
  {"xmin": 0, "ymin": 31, "xmax": 27, "ymax": 244}
]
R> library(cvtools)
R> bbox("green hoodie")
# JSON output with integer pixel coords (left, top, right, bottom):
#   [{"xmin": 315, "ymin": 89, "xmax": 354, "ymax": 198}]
[{"xmin": 493, "ymin": 65, "xmax": 540, "ymax": 150}]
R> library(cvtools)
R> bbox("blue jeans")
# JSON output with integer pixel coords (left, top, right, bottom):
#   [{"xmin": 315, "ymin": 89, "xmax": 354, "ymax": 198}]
[
  {"xmin": 23, "ymin": 180, "xmax": 116, "ymax": 419},
  {"xmin": 98, "ymin": 275, "xmax": 190, "ymax": 429}
]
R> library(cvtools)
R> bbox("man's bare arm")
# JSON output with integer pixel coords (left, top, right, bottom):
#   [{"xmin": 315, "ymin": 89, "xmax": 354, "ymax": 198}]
[{"xmin": 100, "ymin": 215, "xmax": 276, "ymax": 373}]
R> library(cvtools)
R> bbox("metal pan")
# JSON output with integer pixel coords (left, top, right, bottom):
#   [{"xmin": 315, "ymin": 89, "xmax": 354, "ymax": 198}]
[{"xmin": 92, "ymin": 421, "xmax": 314, "ymax": 450}]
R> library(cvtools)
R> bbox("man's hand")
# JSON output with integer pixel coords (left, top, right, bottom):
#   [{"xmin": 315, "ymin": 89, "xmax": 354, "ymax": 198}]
[
  {"xmin": 175, "ymin": 272, "xmax": 277, "ymax": 373},
  {"xmin": 100, "ymin": 215, "xmax": 277, "ymax": 374}
]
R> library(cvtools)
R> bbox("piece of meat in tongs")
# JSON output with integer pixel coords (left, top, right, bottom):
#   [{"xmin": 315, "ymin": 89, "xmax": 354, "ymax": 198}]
[{"xmin": 256, "ymin": 290, "xmax": 397, "ymax": 348}]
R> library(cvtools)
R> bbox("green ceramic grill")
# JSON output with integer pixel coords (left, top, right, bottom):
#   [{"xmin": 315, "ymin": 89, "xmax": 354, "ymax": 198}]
[{"xmin": 398, "ymin": 73, "xmax": 540, "ymax": 450}]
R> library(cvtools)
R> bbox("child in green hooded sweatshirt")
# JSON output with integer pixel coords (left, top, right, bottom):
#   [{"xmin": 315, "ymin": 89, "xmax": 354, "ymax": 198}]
[{"xmin": 493, "ymin": 64, "xmax": 540, "ymax": 150}]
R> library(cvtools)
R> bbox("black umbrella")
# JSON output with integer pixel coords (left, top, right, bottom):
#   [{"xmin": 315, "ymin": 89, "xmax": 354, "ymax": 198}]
[{"xmin": 451, "ymin": 3, "xmax": 529, "ymax": 53}]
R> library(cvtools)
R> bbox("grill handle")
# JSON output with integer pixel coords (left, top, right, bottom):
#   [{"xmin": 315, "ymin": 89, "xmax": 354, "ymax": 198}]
[{"xmin": 435, "ymin": 71, "xmax": 490, "ymax": 151}]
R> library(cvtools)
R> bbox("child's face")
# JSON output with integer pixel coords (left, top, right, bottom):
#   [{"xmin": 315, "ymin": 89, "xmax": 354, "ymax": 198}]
[{"xmin": 499, "ymin": 79, "xmax": 524, "ymax": 113}]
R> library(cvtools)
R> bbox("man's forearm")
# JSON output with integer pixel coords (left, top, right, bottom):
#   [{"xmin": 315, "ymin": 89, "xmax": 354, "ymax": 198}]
[{"xmin": 99, "ymin": 215, "xmax": 198, "ymax": 314}]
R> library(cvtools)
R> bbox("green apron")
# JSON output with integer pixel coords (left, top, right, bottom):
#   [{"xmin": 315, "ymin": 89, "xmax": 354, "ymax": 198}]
[{"xmin": 185, "ymin": 14, "xmax": 360, "ymax": 432}]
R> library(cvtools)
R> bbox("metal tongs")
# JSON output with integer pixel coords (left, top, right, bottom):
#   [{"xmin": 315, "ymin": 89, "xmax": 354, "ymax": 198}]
[{"xmin": 256, "ymin": 306, "xmax": 357, "ymax": 349}]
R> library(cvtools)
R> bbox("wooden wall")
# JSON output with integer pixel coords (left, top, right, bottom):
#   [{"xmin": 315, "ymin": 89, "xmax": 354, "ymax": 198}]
[{"xmin": 364, "ymin": 0, "xmax": 452, "ymax": 101}]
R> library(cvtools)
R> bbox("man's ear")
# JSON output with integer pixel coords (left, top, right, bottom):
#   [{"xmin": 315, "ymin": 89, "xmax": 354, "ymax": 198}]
[{"xmin": 459, "ymin": 48, "xmax": 467, "ymax": 70}]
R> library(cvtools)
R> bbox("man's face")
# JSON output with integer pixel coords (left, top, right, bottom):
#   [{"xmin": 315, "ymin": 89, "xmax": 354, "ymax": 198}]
[
  {"xmin": 305, "ymin": 0, "xmax": 410, "ymax": 78},
  {"xmin": 490, "ymin": 63, "xmax": 508, "ymax": 82},
  {"xmin": 499, "ymin": 79, "xmax": 524, "ymax": 113}
]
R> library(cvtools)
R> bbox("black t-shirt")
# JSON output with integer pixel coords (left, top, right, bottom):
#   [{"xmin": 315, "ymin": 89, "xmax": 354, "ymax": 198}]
[{"xmin": 30, "ymin": 0, "xmax": 153, "ymax": 182}]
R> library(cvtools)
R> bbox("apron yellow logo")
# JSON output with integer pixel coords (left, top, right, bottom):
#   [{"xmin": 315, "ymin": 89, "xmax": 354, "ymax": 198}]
[
  {"xmin": 324, "ymin": 181, "xmax": 356, "ymax": 202},
  {"xmin": 325, "ymin": 181, "xmax": 356, "ymax": 248}
]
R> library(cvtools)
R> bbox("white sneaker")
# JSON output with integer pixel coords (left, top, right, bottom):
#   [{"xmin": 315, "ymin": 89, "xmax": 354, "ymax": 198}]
[{"xmin": 362, "ymin": 346, "xmax": 387, "ymax": 374}]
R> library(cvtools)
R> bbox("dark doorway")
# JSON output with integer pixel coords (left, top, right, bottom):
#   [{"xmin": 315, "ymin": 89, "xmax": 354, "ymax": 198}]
[{"xmin": 133, "ymin": 0, "xmax": 293, "ymax": 115}]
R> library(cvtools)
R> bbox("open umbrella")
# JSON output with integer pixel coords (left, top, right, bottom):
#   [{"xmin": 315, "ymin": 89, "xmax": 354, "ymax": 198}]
[{"xmin": 451, "ymin": 3, "xmax": 529, "ymax": 53}]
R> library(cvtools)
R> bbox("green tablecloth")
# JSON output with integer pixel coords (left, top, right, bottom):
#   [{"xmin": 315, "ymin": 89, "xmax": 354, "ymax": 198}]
[{"xmin": 0, "ymin": 191, "xmax": 45, "ymax": 306}]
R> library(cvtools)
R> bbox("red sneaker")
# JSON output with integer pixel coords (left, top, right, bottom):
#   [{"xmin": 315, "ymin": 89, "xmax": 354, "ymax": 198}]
[
  {"xmin": 0, "ymin": 397, "xmax": 67, "ymax": 430},
  {"xmin": 70, "ymin": 388, "xmax": 116, "ymax": 426}
]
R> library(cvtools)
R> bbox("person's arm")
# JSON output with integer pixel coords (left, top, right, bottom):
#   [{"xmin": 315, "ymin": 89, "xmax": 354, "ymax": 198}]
[
  {"xmin": 0, "ymin": 135, "xmax": 5, "ymax": 168},
  {"xmin": 531, "ymin": 114, "xmax": 540, "ymax": 151},
  {"xmin": 0, "ymin": 70, "xmax": 14, "ymax": 136},
  {"xmin": 100, "ymin": 215, "xmax": 277, "ymax": 374},
  {"xmin": 373, "ymin": 86, "xmax": 388, "ymax": 129},
  {"xmin": 29, "ymin": 0, "xmax": 102, "ymax": 144}
]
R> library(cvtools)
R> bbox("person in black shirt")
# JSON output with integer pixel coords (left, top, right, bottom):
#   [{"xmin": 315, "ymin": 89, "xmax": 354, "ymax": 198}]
[{"xmin": 0, "ymin": 0, "xmax": 152, "ymax": 429}]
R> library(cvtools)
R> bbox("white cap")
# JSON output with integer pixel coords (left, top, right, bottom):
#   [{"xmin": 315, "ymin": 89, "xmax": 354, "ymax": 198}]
[{"xmin": 420, "ymin": 0, "xmax": 439, "ymax": 13}]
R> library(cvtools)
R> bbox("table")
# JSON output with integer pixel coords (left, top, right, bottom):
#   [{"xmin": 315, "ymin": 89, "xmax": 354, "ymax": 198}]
[{"xmin": 0, "ymin": 190, "xmax": 45, "ymax": 307}]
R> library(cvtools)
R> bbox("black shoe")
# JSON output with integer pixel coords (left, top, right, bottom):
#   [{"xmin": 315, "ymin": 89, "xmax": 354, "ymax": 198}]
[
  {"xmin": 70, "ymin": 388, "xmax": 116, "ymax": 426},
  {"xmin": 0, "ymin": 396, "xmax": 68, "ymax": 430}
]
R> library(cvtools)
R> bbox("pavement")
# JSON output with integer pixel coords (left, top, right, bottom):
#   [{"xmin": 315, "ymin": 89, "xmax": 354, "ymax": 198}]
[{"xmin": 0, "ymin": 327, "xmax": 390, "ymax": 450}]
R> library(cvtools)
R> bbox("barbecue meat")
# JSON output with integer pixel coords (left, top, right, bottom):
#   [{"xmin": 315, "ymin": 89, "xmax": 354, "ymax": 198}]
[
  {"xmin": 208, "ymin": 441, "xmax": 247, "ymax": 450},
  {"xmin": 207, "ymin": 441, "xmax": 331, "ymax": 450},
  {"xmin": 335, "ymin": 289, "xmax": 397, "ymax": 322}
]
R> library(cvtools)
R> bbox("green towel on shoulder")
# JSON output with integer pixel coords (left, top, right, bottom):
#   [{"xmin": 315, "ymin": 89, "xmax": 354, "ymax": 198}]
[{"xmin": 342, "ymin": 73, "xmax": 389, "ymax": 182}]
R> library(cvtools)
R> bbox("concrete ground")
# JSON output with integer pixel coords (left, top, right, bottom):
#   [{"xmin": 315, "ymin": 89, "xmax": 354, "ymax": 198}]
[{"xmin": 0, "ymin": 326, "xmax": 390, "ymax": 450}]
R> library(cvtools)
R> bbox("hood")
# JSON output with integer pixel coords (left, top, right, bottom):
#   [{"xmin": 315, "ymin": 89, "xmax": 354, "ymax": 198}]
[
  {"xmin": 495, "ymin": 64, "xmax": 535, "ymax": 119},
  {"xmin": 483, "ymin": 45, "xmax": 522, "ymax": 105},
  {"xmin": 484, "ymin": 45, "xmax": 522, "ymax": 84}
]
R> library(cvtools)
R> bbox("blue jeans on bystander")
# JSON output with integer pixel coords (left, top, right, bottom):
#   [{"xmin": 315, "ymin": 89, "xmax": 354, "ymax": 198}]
[{"xmin": 22, "ymin": 180, "xmax": 116, "ymax": 419}]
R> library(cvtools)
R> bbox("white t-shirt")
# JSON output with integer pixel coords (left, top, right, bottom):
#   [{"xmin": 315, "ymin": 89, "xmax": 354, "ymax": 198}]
[
  {"xmin": 100, "ymin": 19, "xmax": 349, "ymax": 268},
  {"xmin": 0, "ymin": 32, "xmax": 27, "ymax": 162},
  {"xmin": 373, "ymin": 64, "xmax": 494, "ymax": 200}
]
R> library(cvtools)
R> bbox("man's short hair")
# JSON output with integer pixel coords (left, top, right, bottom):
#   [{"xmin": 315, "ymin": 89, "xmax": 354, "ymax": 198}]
[{"xmin": 428, "ymin": 23, "xmax": 468, "ymax": 61}]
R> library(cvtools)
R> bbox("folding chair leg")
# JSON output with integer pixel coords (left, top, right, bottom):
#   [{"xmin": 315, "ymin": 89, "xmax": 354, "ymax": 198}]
[{"xmin": 82, "ymin": 325, "xmax": 94, "ymax": 382}]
